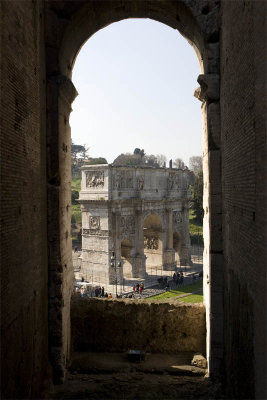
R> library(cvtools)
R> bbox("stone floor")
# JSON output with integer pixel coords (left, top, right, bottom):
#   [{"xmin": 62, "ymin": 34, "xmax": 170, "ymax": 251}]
[{"xmin": 50, "ymin": 352, "xmax": 223, "ymax": 399}]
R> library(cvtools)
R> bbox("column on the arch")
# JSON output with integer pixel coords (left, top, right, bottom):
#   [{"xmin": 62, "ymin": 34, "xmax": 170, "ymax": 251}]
[
  {"xmin": 168, "ymin": 209, "xmax": 173, "ymax": 249},
  {"xmin": 132, "ymin": 210, "xmax": 146, "ymax": 278},
  {"xmin": 163, "ymin": 208, "xmax": 176, "ymax": 271}
]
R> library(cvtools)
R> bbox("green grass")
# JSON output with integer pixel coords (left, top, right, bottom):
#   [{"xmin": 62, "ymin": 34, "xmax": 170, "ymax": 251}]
[
  {"xmin": 147, "ymin": 280, "xmax": 203, "ymax": 301},
  {"xmin": 178, "ymin": 292, "xmax": 203, "ymax": 303}
]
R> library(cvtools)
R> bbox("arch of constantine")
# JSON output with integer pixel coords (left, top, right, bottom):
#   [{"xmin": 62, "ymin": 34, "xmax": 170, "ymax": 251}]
[{"xmin": 79, "ymin": 164, "xmax": 192, "ymax": 284}]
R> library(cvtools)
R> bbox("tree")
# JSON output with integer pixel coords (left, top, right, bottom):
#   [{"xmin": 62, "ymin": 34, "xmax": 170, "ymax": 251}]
[
  {"xmin": 173, "ymin": 158, "xmax": 185, "ymax": 169},
  {"xmin": 86, "ymin": 157, "xmax": 107, "ymax": 165},
  {"xmin": 144, "ymin": 154, "xmax": 159, "ymax": 167},
  {"xmin": 71, "ymin": 141, "xmax": 90, "ymax": 160},
  {"xmin": 81, "ymin": 144, "xmax": 90, "ymax": 159},
  {"xmin": 71, "ymin": 190, "xmax": 79, "ymax": 205},
  {"xmin": 71, "ymin": 143, "xmax": 85, "ymax": 160},
  {"xmin": 189, "ymin": 156, "xmax": 202, "ymax": 172},
  {"xmin": 156, "ymin": 154, "xmax": 167, "ymax": 167},
  {"xmin": 190, "ymin": 170, "xmax": 204, "ymax": 223}
]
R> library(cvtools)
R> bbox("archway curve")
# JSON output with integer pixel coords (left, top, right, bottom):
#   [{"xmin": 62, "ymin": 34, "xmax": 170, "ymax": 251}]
[
  {"xmin": 45, "ymin": 0, "xmax": 222, "ymax": 383},
  {"xmin": 58, "ymin": 1, "xmax": 209, "ymax": 78},
  {"xmin": 143, "ymin": 213, "xmax": 162, "ymax": 230}
]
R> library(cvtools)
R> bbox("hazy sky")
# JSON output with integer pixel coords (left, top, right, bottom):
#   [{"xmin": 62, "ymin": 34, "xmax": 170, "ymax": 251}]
[{"xmin": 70, "ymin": 19, "xmax": 202, "ymax": 166}]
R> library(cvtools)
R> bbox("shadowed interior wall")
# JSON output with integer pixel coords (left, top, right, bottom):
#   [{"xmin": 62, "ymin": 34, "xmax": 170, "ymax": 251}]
[
  {"xmin": 0, "ymin": 1, "xmax": 49, "ymax": 398},
  {"xmin": 221, "ymin": 1, "xmax": 267, "ymax": 398},
  {"xmin": 71, "ymin": 297, "xmax": 206, "ymax": 355}
]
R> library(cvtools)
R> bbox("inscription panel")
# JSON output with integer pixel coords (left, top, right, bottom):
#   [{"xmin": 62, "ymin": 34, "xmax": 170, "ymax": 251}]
[{"xmin": 83, "ymin": 228, "xmax": 109, "ymax": 237}]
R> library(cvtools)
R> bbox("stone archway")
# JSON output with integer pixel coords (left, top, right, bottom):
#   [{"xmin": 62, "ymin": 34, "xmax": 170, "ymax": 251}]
[
  {"xmin": 143, "ymin": 214, "xmax": 162, "ymax": 271},
  {"xmin": 45, "ymin": 0, "xmax": 222, "ymax": 382},
  {"xmin": 121, "ymin": 238, "xmax": 134, "ymax": 278}
]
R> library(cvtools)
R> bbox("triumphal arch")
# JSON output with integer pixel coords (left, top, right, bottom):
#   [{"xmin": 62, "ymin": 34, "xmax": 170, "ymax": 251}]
[{"xmin": 79, "ymin": 164, "xmax": 192, "ymax": 284}]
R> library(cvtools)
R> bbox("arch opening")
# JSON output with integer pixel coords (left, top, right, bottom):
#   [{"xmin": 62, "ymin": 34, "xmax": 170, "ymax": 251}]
[
  {"xmin": 45, "ymin": 0, "xmax": 223, "ymax": 383},
  {"xmin": 173, "ymin": 231, "xmax": 181, "ymax": 268},
  {"xmin": 121, "ymin": 238, "xmax": 134, "ymax": 278},
  {"xmin": 143, "ymin": 214, "xmax": 162, "ymax": 271}
]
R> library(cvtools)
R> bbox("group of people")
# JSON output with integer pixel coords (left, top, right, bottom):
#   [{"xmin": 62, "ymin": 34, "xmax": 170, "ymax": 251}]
[
  {"xmin": 94, "ymin": 286, "xmax": 112, "ymax": 298},
  {"xmin": 76, "ymin": 285, "xmax": 114, "ymax": 299},
  {"xmin": 132, "ymin": 282, "xmax": 145, "ymax": 295},
  {"xmin": 172, "ymin": 271, "xmax": 184, "ymax": 286}
]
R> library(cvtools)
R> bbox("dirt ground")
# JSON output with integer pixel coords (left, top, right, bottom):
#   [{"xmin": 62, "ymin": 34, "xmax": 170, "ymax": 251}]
[{"xmin": 49, "ymin": 353, "xmax": 223, "ymax": 400}]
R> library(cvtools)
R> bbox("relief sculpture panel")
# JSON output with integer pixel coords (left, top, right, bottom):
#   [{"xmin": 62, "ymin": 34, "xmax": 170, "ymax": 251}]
[
  {"xmin": 144, "ymin": 236, "xmax": 159, "ymax": 250},
  {"xmin": 113, "ymin": 170, "xmax": 133, "ymax": 189},
  {"xmin": 168, "ymin": 174, "xmax": 181, "ymax": 190},
  {"xmin": 86, "ymin": 171, "xmax": 104, "ymax": 188},
  {"xmin": 120, "ymin": 215, "xmax": 135, "ymax": 236},
  {"xmin": 137, "ymin": 176, "xmax": 144, "ymax": 190}
]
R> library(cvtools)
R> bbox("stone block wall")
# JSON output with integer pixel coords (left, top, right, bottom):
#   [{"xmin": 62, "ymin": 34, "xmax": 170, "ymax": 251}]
[
  {"xmin": 0, "ymin": 0, "xmax": 50, "ymax": 397},
  {"xmin": 71, "ymin": 297, "xmax": 206, "ymax": 355},
  {"xmin": 221, "ymin": 1, "xmax": 267, "ymax": 398}
]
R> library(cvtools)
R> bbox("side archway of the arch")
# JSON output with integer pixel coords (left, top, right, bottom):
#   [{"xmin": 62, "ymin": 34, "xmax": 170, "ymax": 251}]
[{"xmin": 121, "ymin": 238, "xmax": 134, "ymax": 278}]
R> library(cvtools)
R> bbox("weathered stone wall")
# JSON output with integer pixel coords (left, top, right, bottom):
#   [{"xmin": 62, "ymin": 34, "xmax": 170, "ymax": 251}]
[
  {"xmin": 0, "ymin": 0, "xmax": 50, "ymax": 398},
  {"xmin": 71, "ymin": 296, "xmax": 206, "ymax": 355},
  {"xmin": 221, "ymin": 1, "xmax": 267, "ymax": 399}
]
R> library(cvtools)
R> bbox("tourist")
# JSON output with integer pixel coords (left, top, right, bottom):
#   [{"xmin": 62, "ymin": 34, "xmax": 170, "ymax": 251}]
[
  {"xmin": 108, "ymin": 293, "xmax": 112, "ymax": 299},
  {"xmin": 95, "ymin": 287, "xmax": 99, "ymax": 297},
  {"xmin": 139, "ymin": 286, "xmax": 142, "ymax": 294},
  {"xmin": 136, "ymin": 283, "xmax": 140, "ymax": 292},
  {"xmin": 101, "ymin": 286, "xmax": 105, "ymax": 297},
  {"xmin": 133, "ymin": 285, "xmax": 136, "ymax": 292},
  {"xmin": 140, "ymin": 282, "xmax": 144, "ymax": 290}
]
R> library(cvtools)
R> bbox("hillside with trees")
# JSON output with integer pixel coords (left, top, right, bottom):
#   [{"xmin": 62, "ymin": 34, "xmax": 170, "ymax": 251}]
[{"xmin": 188, "ymin": 156, "xmax": 203, "ymax": 246}]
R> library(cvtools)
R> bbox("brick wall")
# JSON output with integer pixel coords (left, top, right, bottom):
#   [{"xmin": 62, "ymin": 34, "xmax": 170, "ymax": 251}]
[
  {"xmin": 0, "ymin": 1, "xmax": 49, "ymax": 397},
  {"xmin": 221, "ymin": 1, "xmax": 266, "ymax": 398}
]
